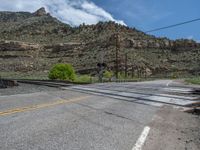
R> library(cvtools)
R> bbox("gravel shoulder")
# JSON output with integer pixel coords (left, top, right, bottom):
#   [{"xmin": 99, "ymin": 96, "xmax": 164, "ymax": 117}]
[{"xmin": 143, "ymin": 106, "xmax": 200, "ymax": 150}]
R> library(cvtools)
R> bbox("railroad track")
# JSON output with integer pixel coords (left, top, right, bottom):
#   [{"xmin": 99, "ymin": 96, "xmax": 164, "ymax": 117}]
[
  {"xmin": 16, "ymin": 79, "xmax": 74, "ymax": 87},
  {"xmin": 65, "ymin": 84, "xmax": 200, "ymax": 114},
  {"xmin": 2, "ymin": 79, "xmax": 200, "ymax": 114},
  {"xmin": 1, "ymin": 79, "xmax": 90, "ymax": 88}
]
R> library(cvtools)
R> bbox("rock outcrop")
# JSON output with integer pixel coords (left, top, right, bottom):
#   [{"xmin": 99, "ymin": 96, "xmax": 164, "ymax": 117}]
[{"xmin": 33, "ymin": 7, "xmax": 47, "ymax": 16}]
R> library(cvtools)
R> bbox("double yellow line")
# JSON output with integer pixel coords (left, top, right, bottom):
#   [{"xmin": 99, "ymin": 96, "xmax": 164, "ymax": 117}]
[{"xmin": 0, "ymin": 96, "xmax": 90, "ymax": 116}]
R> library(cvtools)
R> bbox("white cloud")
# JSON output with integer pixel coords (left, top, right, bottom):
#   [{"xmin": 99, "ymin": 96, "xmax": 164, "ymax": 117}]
[{"xmin": 0, "ymin": 0, "xmax": 126, "ymax": 26}]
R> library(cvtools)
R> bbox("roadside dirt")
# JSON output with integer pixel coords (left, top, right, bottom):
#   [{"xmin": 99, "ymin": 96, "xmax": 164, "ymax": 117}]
[{"xmin": 143, "ymin": 106, "xmax": 200, "ymax": 150}]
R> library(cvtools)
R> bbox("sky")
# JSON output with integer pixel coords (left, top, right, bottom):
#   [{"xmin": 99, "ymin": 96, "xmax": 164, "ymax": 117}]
[{"xmin": 0, "ymin": 0, "xmax": 199, "ymax": 42}]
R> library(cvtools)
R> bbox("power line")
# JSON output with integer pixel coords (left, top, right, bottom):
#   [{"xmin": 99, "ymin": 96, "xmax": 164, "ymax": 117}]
[{"xmin": 145, "ymin": 18, "xmax": 200, "ymax": 33}]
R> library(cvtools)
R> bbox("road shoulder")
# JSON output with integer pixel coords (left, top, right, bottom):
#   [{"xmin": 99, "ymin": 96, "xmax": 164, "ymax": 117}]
[{"xmin": 143, "ymin": 106, "xmax": 200, "ymax": 150}]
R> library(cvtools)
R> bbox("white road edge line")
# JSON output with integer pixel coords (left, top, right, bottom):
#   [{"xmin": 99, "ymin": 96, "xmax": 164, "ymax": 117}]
[
  {"xmin": 132, "ymin": 126, "xmax": 150, "ymax": 150},
  {"xmin": 166, "ymin": 81, "xmax": 172, "ymax": 87}
]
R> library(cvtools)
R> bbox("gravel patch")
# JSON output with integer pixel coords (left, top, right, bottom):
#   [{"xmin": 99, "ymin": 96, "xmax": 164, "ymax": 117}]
[
  {"xmin": 0, "ymin": 83, "xmax": 59, "ymax": 96},
  {"xmin": 143, "ymin": 106, "xmax": 200, "ymax": 150}
]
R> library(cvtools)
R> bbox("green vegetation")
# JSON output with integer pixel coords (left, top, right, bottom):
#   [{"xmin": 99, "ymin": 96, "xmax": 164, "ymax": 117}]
[
  {"xmin": 75, "ymin": 75, "xmax": 92, "ymax": 83},
  {"xmin": 185, "ymin": 77, "xmax": 200, "ymax": 85},
  {"xmin": 48, "ymin": 63, "xmax": 76, "ymax": 81},
  {"xmin": 103, "ymin": 71, "xmax": 114, "ymax": 79},
  {"xmin": 0, "ymin": 71, "xmax": 153, "ymax": 83}
]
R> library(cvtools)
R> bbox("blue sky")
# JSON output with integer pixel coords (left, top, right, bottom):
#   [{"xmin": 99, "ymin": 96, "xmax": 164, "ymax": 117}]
[
  {"xmin": 92, "ymin": 0, "xmax": 200, "ymax": 41},
  {"xmin": 0, "ymin": 0, "xmax": 199, "ymax": 41}
]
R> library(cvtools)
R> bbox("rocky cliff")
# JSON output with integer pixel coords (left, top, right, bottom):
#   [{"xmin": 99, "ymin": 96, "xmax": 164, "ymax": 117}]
[{"xmin": 0, "ymin": 8, "xmax": 200, "ymax": 77}]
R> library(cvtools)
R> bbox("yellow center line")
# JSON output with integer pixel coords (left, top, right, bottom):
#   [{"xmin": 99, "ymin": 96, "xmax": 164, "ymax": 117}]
[{"xmin": 0, "ymin": 96, "xmax": 91, "ymax": 116}]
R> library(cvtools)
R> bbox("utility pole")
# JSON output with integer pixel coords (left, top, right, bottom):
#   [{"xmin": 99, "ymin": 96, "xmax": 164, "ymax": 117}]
[
  {"xmin": 115, "ymin": 33, "xmax": 120, "ymax": 79},
  {"xmin": 131, "ymin": 52, "xmax": 135, "ymax": 78},
  {"xmin": 131, "ymin": 65, "xmax": 134, "ymax": 78},
  {"xmin": 125, "ymin": 52, "xmax": 128, "ymax": 78}
]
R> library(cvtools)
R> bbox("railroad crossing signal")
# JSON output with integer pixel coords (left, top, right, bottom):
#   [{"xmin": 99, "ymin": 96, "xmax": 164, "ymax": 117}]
[{"xmin": 97, "ymin": 63, "xmax": 107, "ymax": 82}]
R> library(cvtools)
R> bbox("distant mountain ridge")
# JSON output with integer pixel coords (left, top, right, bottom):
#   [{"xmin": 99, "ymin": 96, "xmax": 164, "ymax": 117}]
[
  {"xmin": 0, "ymin": 8, "xmax": 200, "ymax": 77},
  {"xmin": 0, "ymin": 7, "xmax": 48, "ymax": 22}
]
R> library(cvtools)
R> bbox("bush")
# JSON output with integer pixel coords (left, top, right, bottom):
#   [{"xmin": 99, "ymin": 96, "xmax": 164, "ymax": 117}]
[
  {"xmin": 171, "ymin": 72, "xmax": 179, "ymax": 79},
  {"xmin": 103, "ymin": 71, "xmax": 113, "ymax": 79},
  {"xmin": 186, "ymin": 77, "xmax": 200, "ymax": 85},
  {"xmin": 75, "ymin": 75, "xmax": 92, "ymax": 83},
  {"xmin": 48, "ymin": 63, "xmax": 76, "ymax": 81}
]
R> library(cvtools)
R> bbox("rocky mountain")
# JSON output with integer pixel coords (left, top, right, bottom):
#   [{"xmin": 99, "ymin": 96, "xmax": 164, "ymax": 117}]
[{"xmin": 0, "ymin": 8, "xmax": 200, "ymax": 77}]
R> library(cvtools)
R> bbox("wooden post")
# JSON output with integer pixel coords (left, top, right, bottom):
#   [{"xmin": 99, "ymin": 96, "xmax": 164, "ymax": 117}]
[
  {"xmin": 125, "ymin": 53, "xmax": 128, "ymax": 78},
  {"xmin": 115, "ymin": 33, "xmax": 120, "ymax": 79},
  {"xmin": 132, "ymin": 66, "xmax": 134, "ymax": 78}
]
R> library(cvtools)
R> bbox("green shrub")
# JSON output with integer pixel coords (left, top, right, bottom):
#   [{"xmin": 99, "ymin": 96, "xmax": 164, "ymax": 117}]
[
  {"xmin": 75, "ymin": 75, "xmax": 92, "ymax": 83},
  {"xmin": 48, "ymin": 63, "xmax": 76, "ymax": 81},
  {"xmin": 186, "ymin": 77, "xmax": 200, "ymax": 85},
  {"xmin": 103, "ymin": 71, "xmax": 113, "ymax": 78},
  {"xmin": 171, "ymin": 72, "xmax": 179, "ymax": 79}
]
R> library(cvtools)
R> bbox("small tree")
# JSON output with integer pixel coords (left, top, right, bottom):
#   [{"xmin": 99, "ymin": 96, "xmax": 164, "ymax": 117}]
[
  {"xmin": 48, "ymin": 63, "xmax": 76, "ymax": 81},
  {"xmin": 103, "ymin": 70, "xmax": 114, "ymax": 78},
  {"xmin": 103, "ymin": 71, "xmax": 113, "ymax": 79}
]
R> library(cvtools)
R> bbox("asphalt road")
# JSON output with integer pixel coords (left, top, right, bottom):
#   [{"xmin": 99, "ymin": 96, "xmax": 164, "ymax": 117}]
[{"xmin": 0, "ymin": 80, "xmax": 199, "ymax": 150}]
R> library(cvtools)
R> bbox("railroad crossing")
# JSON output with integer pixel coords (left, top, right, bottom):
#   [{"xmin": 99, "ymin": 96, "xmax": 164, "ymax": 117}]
[{"xmin": 0, "ymin": 80, "xmax": 199, "ymax": 150}]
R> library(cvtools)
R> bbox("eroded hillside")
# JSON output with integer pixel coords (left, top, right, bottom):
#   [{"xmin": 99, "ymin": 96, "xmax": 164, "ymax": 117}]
[{"xmin": 0, "ymin": 8, "xmax": 200, "ymax": 77}]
